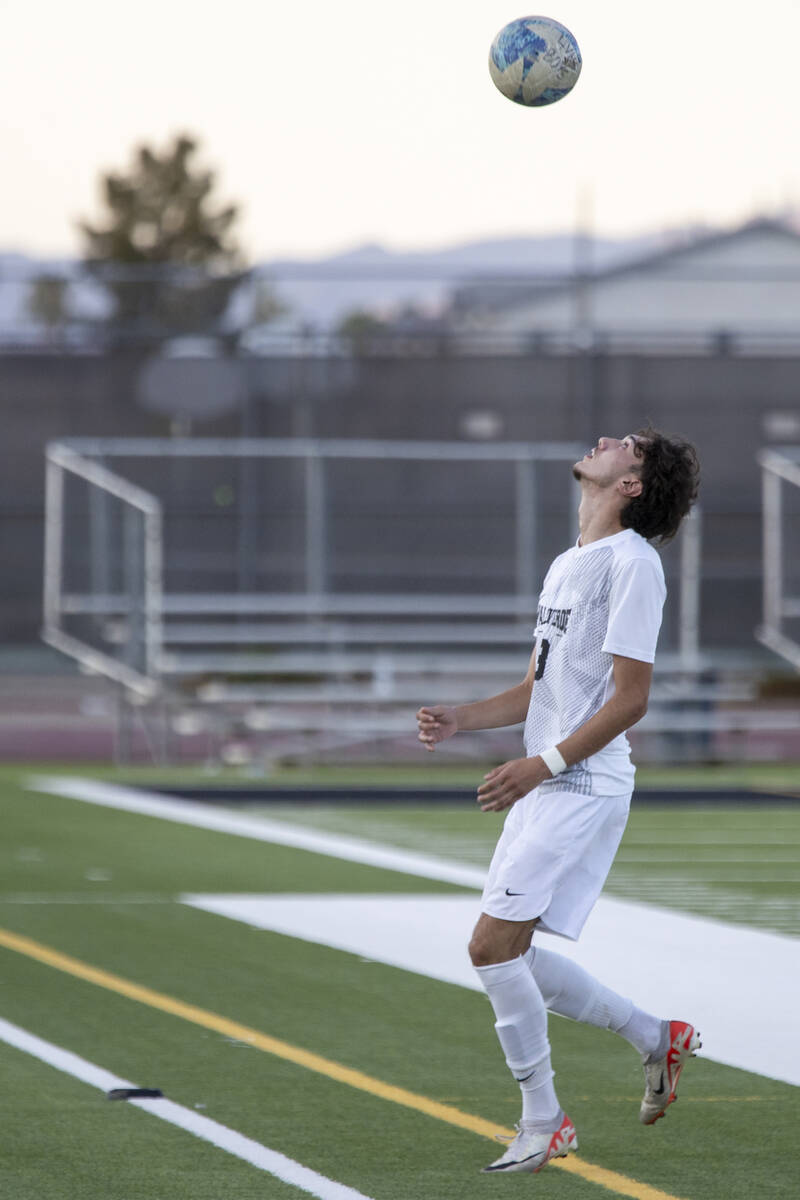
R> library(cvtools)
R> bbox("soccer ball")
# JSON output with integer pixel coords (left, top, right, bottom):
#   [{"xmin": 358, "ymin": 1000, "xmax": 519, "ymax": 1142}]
[{"xmin": 489, "ymin": 15, "xmax": 582, "ymax": 107}]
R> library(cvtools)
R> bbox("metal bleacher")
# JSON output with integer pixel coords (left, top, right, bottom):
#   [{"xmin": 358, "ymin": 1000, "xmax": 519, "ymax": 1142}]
[
  {"xmin": 41, "ymin": 436, "xmax": 793, "ymax": 764},
  {"xmin": 155, "ymin": 597, "xmax": 772, "ymax": 762}
]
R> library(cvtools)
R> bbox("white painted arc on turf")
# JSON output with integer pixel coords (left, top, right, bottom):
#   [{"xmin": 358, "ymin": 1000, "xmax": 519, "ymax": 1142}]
[
  {"xmin": 27, "ymin": 776, "xmax": 486, "ymax": 889},
  {"xmin": 181, "ymin": 893, "xmax": 800, "ymax": 1090},
  {"xmin": 0, "ymin": 1017, "xmax": 374, "ymax": 1200}
]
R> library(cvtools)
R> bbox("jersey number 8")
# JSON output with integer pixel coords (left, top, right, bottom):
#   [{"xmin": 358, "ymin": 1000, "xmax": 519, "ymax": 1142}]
[{"xmin": 534, "ymin": 638, "xmax": 550, "ymax": 681}]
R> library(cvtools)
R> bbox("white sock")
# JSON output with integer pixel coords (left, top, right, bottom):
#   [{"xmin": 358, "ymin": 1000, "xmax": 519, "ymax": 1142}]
[
  {"xmin": 474, "ymin": 955, "xmax": 561, "ymax": 1129},
  {"xmin": 526, "ymin": 945, "xmax": 666, "ymax": 1058},
  {"xmin": 618, "ymin": 1010, "xmax": 669, "ymax": 1061}
]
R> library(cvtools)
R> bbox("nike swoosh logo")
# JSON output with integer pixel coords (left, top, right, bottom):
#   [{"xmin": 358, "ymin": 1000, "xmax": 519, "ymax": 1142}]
[
  {"xmin": 652, "ymin": 1072, "xmax": 666, "ymax": 1096},
  {"xmin": 505, "ymin": 888, "xmax": 524, "ymax": 896}
]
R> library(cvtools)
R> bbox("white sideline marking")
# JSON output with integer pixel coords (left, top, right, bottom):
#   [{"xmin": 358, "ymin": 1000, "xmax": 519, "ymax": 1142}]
[
  {"xmin": 182, "ymin": 893, "xmax": 800, "ymax": 1090},
  {"xmin": 27, "ymin": 776, "xmax": 485, "ymax": 889},
  {"xmin": 0, "ymin": 1016, "xmax": 374, "ymax": 1200}
]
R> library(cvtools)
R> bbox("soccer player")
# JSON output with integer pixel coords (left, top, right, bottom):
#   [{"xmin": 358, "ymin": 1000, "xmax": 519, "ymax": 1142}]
[{"xmin": 416, "ymin": 428, "xmax": 701, "ymax": 1175}]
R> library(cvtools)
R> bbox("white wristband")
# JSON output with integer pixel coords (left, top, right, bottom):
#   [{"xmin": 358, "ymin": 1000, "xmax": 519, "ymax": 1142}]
[{"xmin": 539, "ymin": 745, "xmax": 567, "ymax": 777}]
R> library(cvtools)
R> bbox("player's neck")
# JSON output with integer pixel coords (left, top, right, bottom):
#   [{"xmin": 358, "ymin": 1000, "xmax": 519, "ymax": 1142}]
[{"xmin": 577, "ymin": 490, "xmax": 625, "ymax": 546}]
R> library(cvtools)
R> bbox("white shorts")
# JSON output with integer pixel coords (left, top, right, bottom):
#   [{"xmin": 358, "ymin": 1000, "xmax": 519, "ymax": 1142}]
[{"xmin": 481, "ymin": 787, "xmax": 631, "ymax": 941}]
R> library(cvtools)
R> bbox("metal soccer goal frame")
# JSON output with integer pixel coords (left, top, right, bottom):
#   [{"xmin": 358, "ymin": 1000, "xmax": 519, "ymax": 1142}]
[
  {"xmin": 43, "ymin": 442, "xmax": 164, "ymax": 696},
  {"xmin": 757, "ymin": 446, "xmax": 800, "ymax": 670}
]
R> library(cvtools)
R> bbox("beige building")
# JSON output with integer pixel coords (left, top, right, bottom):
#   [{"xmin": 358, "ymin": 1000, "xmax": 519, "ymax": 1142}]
[{"xmin": 451, "ymin": 218, "xmax": 800, "ymax": 355}]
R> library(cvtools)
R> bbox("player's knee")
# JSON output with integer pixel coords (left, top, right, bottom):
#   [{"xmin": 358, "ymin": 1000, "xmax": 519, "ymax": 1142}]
[{"xmin": 469, "ymin": 930, "xmax": 501, "ymax": 967}]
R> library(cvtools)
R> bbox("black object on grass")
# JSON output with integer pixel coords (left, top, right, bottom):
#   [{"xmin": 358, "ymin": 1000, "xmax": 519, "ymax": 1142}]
[{"xmin": 107, "ymin": 1087, "xmax": 164, "ymax": 1101}]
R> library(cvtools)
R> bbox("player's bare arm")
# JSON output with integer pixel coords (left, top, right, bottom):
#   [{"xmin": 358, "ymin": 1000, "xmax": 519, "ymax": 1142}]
[
  {"xmin": 416, "ymin": 646, "xmax": 538, "ymax": 751},
  {"xmin": 476, "ymin": 654, "xmax": 652, "ymax": 812}
]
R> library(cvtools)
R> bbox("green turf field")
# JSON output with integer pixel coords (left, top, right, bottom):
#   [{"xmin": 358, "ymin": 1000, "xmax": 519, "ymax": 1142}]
[{"xmin": 0, "ymin": 763, "xmax": 797, "ymax": 1199}]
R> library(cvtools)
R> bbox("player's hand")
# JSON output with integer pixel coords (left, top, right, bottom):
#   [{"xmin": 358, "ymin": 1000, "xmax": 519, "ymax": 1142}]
[
  {"xmin": 416, "ymin": 705, "xmax": 458, "ymax": 752},
  {"xmin": 476, "ymin": 757, "xmax": 550, "ymax": 812}
]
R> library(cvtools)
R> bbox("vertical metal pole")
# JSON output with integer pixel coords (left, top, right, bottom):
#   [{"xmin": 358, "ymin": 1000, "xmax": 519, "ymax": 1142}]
[
  {"xmin": 144, "ymin": 502, "xmax": 164, "ymax": 683},
  {"xmin": 572, "ymin": 182, "xmax": 595, "ymax": 338},
  {"xmin": 88, "ymin": 463, "xmax": 111, "ymax": 621},
  {"xmin": 237, "ymin": 410, "xmax": 258, "ymax": 596},
  {"xmin": 115, "ymin": 682, "xmax": 132, "ymax": 765},
  {"xmin": 43, "ymin": 455, "xmax": 64, "ymax": 632},
  {"xmin": 678, "ymin": 505, "xmax": 702, "ymax": 669},
  {"xmin": 515, "ymin": 458, "xmax": 537, "ymax": 604},
  {"xmin": 305, "ymin": 449, "xmax": 327, "ymax": 596},
  {"xmin": 123, "ymin": 505, "xmax": 143, "ymax": 671},
  {"xmin": 763, "ymin": 467, "xmax": 783, "ymax": 634}
]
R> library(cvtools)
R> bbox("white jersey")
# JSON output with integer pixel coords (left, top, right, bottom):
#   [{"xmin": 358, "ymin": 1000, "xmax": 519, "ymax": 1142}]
[{"xmin": 524, "ymin": 527, "xmax": 666, "ymax": 797}]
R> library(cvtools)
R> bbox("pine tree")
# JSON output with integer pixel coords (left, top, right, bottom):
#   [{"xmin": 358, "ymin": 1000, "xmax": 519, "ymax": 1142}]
[
  {"xmin": 78, "ymin": 134, "xmax": 245, "ymax": 339},
  {"xmin": 80, "ymin": 133, "xmax": 240, "ymax": 268}
]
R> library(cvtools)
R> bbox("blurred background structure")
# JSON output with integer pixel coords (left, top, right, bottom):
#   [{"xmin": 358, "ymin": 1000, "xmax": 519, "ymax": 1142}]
[{"xmin": 3, "ymin": 131, "xmax": 800, "ymax": 768}]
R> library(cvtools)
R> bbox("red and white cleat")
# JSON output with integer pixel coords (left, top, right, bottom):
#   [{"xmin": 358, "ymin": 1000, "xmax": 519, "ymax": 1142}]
[
  {"xmin": 640, "ymin": 1019, "xmax": 702, "ymax": 1125},
  {"xmin": 482, "ymin": 1112, "xmax": 578, "ymax": 1173}
]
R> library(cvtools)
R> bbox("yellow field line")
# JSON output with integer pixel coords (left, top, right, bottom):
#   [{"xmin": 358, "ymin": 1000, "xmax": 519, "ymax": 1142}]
[{"xmin": 0, "ymin": 926, "xmax": 686, "ymax": 1200}]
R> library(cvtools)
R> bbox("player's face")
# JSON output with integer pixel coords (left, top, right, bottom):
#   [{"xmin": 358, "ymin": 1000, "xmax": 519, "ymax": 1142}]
[{"xmin": 572, "ymin": 434, "xmax": 644, "ymax": 485}]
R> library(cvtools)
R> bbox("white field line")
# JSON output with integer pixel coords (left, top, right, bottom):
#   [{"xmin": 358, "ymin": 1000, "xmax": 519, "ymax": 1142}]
[
  {"xmin": 27, "ymin": 776, "xmax": 485, "ymax": 889},
  {"xmin": 0, "ymin": 1017, "xmax": 374, "ymax": 1200},
  {"xmin": 27, "ymin": 774, "xmax": 800, "ymax": 892}
]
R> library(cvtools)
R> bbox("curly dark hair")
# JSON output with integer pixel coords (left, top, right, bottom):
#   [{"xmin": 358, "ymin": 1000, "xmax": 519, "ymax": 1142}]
[{"xmin": 620, "ymin": 426, "xmax": 700, "ymax": 544}]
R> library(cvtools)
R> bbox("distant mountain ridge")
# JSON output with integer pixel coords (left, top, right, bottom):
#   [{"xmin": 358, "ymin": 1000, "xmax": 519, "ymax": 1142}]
[
  {"xmin": 262, "ymin": 229, "xmax": 686, "ymax": 276},
  {"xmin": 0, "ymin": 226, "xmax": 713, "ymax": 335}
]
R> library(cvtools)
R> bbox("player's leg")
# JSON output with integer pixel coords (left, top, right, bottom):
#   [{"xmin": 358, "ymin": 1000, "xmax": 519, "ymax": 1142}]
[
  {"xmin": 525, "ymin": 932, "xmax": 701, "ymax": 1123},
  {"xmin": 503, "ymin": 788, "xmax": 700, "ymax": 1124},
  {"xmin": 525, "ymin": 943, "xmax": 665, "ymax": 1055},
  {"xmin": 469, "ymin": 913, "xmax": 578, "ymax": 1173}
]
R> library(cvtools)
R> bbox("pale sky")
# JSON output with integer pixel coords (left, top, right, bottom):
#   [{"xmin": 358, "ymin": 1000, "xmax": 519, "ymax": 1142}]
[{"xmin": 3, "ymin": 0, "xmax": 800, "ymax": 261}]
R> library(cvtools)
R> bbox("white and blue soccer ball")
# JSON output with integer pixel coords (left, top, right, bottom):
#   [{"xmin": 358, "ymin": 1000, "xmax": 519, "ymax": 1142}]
[{"xmin": 489, "ymin": 15, "xmax": 582, "ymax": 107}]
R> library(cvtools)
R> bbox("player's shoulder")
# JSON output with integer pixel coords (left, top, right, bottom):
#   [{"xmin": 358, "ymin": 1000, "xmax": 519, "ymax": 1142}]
[{"xmin": 611, "ymin": 530, "xmax": 665, "ymax": 582}]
